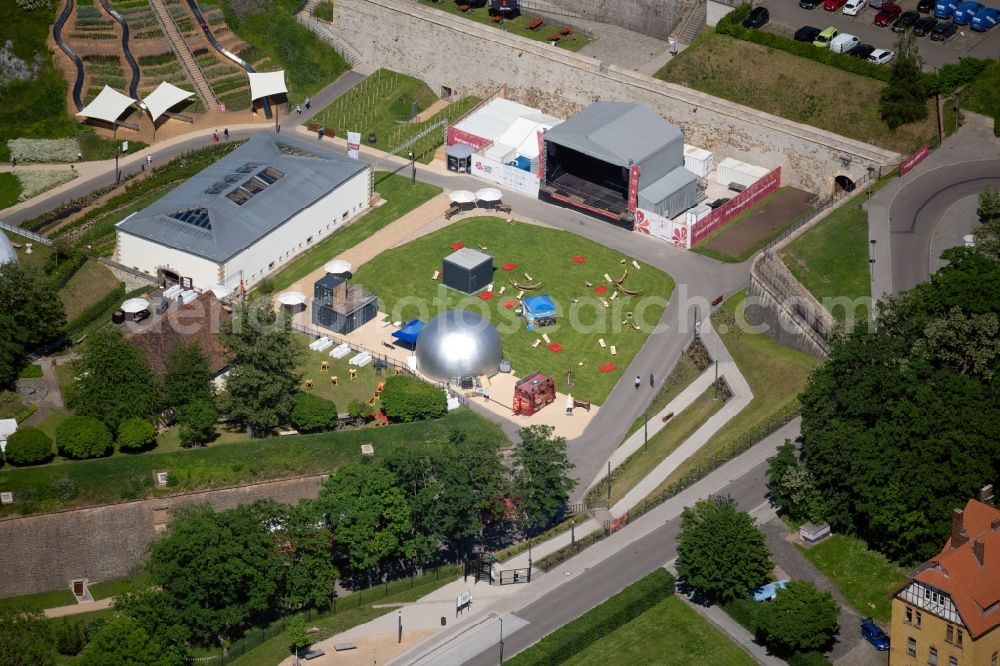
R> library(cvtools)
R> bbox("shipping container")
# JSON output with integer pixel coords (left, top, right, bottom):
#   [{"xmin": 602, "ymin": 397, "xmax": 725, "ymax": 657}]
[
  {"xmin": 715, "ymin": 157, "xmax": 770, "ymax": 188},
  {"xmin": 686, "ymin": 203, "xmax": 712, "ymax": 226},
  {"xmin": 683, "ymin": 144, "xmax": 714, "ymax": 178}
]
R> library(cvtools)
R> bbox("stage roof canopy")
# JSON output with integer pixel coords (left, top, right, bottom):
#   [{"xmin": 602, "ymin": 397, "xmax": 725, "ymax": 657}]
[
  {"xmin": 76, "ymin": 85, "xmax": 138, "ymax": 124},
  {"xmin": 143, "ymin": 82, "xmax": 195, "ymax": 122},
  {"xmin": 248, "ymin": 70, "xmax": 287, "ymax": 101},
  {"xmin": 542, "ymin": 102, "xmax": 682, "ymax": 168}
]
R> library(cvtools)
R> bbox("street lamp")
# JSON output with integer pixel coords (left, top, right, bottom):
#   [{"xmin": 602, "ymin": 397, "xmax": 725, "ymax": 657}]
[
  {"xmin": 499, "ymin": 616, "xmax": 505, "ymax": 665},
  {"xmin": 869, "ymin": 239, "xmax": 877, "ymax": 280},
  {"xmin": 960, "ymin": 31, "xmax": 967, "ymax": 60},
  {"xmin": 408, "ymin": 151, "xmax": 416, "ymax": 186}
]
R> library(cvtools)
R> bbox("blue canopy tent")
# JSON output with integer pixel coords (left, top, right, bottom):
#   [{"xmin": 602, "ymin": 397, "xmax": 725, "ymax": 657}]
[
  {"xmin": 392, "ymin": 319, "xmax": 425, "ymax": 346},
  {"xmin": 522, "ymin": 294, "xmax": 556, "ymax": 327}
]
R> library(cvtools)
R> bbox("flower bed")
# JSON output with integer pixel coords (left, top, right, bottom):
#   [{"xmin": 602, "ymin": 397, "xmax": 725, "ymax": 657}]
[
  {"xmin": 15, "ymin": 169, "xmax": 79, "ymax": 202},
  {"xmin": 7, "ymin": 138, "xmax": 82, "ymax": 163}
]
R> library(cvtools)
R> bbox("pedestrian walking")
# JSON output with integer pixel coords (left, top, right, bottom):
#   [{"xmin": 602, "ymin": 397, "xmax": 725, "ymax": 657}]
[
  {"xmin": 10, "ymin": 156, "xmax": 15, "ymax": 168},
  {"xmin": 634, "ymin": 376, "xmax": 641, "ymax": 390},
  {"xmin": 212, "ymin": 130, "xmax": 219, "ymax": 143},
  {"xmin": 669, "ymin": 37, "xmax": 678, "ymax": 56},
  {"xmin": 296, "ymin": 104, "xmax": 302, "ymax": 115},
  {"xmin": 649, "ymin": 373, "xmax": 654, "ymax": 388},
  {"xmin": 223, "ymin": 128, "xmax": 229, "ymax": 141},
  {"xmin": 146, "ymin": 155, "xmax": 152, "ymax": 167},
  {"xmin": 77, "ymin": 152, "xmax": 83, "ymax": 161},
  {"xmin": 304, "ymin": 97, "xmax": 311, "ymax": 110}
]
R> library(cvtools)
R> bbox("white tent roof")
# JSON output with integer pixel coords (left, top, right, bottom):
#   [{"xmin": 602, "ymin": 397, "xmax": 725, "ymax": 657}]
[
  {"xmin": 76, "ymin": 85, "xmax": 137, "ymax": 124},
  {"xmin": 451, "ymin": 98, "xmax": 541, "ymax": 144},
  {"xmin": 142, "ymin": 81, "xmax": 195, "ymax": 122},
  {"xmin": 248, "ymin": 71, "xmax": 287, "ymax": 101}
]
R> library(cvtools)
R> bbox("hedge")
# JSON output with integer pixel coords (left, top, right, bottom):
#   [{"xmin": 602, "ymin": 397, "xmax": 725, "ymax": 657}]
[
  {"xmin": 4, "ymin": 426, "xmax": 54, "ymax": 466},
  {"xmin": 380, "ymin": 375, "xmax": 447, "ymax": 423},
  {"xmin": 505, "ymin": 568, "xmax": 676, "ymax": 665}
]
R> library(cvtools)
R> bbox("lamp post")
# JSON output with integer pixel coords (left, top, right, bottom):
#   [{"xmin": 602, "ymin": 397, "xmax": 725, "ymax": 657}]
[
  {"xmin": 713, "ymin": 360, "xmax": 719, "ymax": 400},
  {"xmin": 643, "ymin": 407, "xmax": 648, "ymax": 452},
  {"xmin": 397, "ymin": 610, "xmax": 402, "ymax": 644},
  {"xmin": 499, "ymin": 616, "xmax": 505, "ymax": 665},
  {"xmin": 113, "ymin": 124, "xmax": 120, "ymax": 185},
  {"xmin": 571, "ymin": 518, "xmax": 576, "ymax": 546},
  {"xmin": 869, "ymin": 239, "xmax": 877, "ymax": 280},
  {"xmin": 960, "ymin": 30, "xmax": 967, "ymax": 60},
  {"xmin": 408, "ymin": 151, "xmax": 416, "ymax": 186},
  {"xmin": 275, "ymin": 97, "xmax": 280, "ymax": 132}
]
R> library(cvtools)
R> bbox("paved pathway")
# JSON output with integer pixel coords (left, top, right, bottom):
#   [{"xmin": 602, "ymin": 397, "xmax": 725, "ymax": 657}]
[{"xmin": 43, "ymin": 597, "xmax": 113, "ymax": 618}]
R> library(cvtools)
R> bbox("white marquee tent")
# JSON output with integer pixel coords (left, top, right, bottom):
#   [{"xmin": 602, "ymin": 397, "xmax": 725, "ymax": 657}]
[
  {"xmin": 76, "ymin": 85, "xmax": 137, "ymax": 124},
  {"xmin": 142, "ymin": 82, "xmax": 195, "ymax": 123},
  {"xmin": 248, "ymin": 70, "xmax": 288, "ymax": 102}
]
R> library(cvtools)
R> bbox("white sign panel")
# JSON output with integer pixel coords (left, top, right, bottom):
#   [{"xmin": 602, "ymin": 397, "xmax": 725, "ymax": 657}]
[
  {"xmin": 471, "ymin": 155, "xmax": 540, "ymax": 197},
  {"xmin": 346, "ymin": 132, "xmax": 361, "ymax": 160},
  {"xmin": 1, "ymin": 492, "xmax": 13, "ymax": 504},
  {"xmin": 635, "ymin": 208, "xmax": 692, "ymax": 249}
]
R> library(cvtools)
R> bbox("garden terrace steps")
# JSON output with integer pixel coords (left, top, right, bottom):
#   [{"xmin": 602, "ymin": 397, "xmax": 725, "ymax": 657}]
[{"xmin": 148, "ymin": 0, "xmax": 218, "ymax": 110}]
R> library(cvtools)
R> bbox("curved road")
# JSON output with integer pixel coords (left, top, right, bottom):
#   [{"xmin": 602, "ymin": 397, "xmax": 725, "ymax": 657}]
[
  {"xmin": 101, "ymin": 0, "xmax": 142, "ymax": 99},
  {"xmin": 53, "ymin": 0, "xmax": 85, "ymax": 111}
]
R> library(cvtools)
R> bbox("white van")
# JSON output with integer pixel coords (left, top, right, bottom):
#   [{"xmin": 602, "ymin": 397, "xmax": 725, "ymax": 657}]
[{"xmin": 829, "ymin": 33, "xmax": 861, "ymax": 54}]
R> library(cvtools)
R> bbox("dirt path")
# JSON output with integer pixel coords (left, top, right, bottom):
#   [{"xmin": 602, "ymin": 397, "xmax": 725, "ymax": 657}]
[{"xmin": 411, "ymin": 98, "xmax": 451, "ymax": 123}]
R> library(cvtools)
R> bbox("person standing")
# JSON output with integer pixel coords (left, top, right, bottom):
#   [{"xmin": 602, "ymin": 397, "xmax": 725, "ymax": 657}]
[
  {"xmin": 9, "ymin": 156, "xmax": 15, "ymax": 168},
  {"xmin": 295, "ymin": 104, "xmax": 302, "ymax": 115},
  {"xmin": 304, "ymin": 97, "xmax": 311, "ymax": 110},
  {"xmin": 634, "ymin": 376, "xmax": 641, "ymax": 390},
  {"xmin": 669, "ymin": 36, "xmax": 678, "ymax": 56},
  {"xmin": 146, "ymin": 155, "xmax": 152, "ymax": 167},
  {"xmin": 223, "ymin": 128, "xmax": 229, "ymax": 141},
  {"xmin": 212, "ymin": 130, "xmax": 219, "ymax": 143}
]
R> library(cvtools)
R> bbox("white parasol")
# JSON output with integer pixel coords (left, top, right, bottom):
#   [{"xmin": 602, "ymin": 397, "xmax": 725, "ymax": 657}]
[
  {"xmin": 121, "ymin": 297, "xmax": 150, "ymax": 314},
  {"xmin": 278, "ymin": 291, "xmax": 306, "ymax": 306},
  {"xmin": 324, "ymin": 259, "xmax": 352, "ymax": 275},
  {"xmin": 476, "ymin": 187, "xmax": 503, "ymax": 203},
  {"xmin": 449, "ymin": 190, "xmax": 477, "ymax": 204}
]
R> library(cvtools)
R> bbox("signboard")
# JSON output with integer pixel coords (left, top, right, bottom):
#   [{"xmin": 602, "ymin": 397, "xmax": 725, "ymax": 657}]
[
  {"xmin": 447, "ymin": 126, "xmax": 491, "ymax": 150},
  {"xmin": 456, "ymin": 589, "xmax": 472, "ymax": 615},
  {"xmin": 635, "ymin": 209, "xmax": 690, "ymax": 249},
  {"xmin": 471, "ymin": 155, "xmax": 541, "ymax": 197},
  {"xmin": 899, "ymin": 143, "xmax": 929, "ymax": 176},
  {"xmin": 155, "ymin": 471, "xmax": 169, "ymax": 487},
  {"xmin": 691, "ymin": 167, "xmax": 781, "ymax": 247},
  {"xmin": 0, "ymin": 492, "xmax": 12, "ymax": 504},
  {"xmin": 121, "ymin": 141, "xmax": 128, "ymax": 154},
  {"xmin": 628, "ymin": 165, "xmax": 641, "ymax": 212},
  {"xmin": 346, "ymin": 132, "xmax": 361, "ymax": 160}
]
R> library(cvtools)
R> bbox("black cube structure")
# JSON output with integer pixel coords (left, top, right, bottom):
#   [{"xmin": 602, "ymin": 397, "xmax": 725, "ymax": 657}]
[
  {"xmin": 312, "ymin": 273, "xmax": 378, "ymax": 334},
  {"xmin": 443, "ymin": 248, "xmax": 493, "ymax": 294}
]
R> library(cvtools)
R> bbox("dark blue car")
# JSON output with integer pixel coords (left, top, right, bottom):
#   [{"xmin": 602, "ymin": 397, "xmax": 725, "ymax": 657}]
[{"xmin": 861, "ymin": 617, "xmax": 890, "ymax": 651}]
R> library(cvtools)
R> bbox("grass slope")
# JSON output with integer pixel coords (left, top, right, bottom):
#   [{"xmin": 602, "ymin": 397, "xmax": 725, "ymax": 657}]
[
  {"xmin": 352, "ymin": 217, "xmax": 675, "ymax": 404},
  {"xmin": 58, "ymin": 260, "xmax": 121, "ymax": 321},
  {"xmin": 961, "ymin": 59, "xmax": 1000, "ymax": 119},
  {"xmin": 657, "ymin": 33, "xmax": 936, "ymax": 154},
  {"xmin": 0, "ymin": 172, "xmax": 23, "ymax": 209}
]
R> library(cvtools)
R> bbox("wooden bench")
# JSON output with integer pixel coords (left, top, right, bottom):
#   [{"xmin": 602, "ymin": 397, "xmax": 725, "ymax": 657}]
[
  {"xmin": 333, "ymin": 643, "xmax": 357, "ymax": 652},
  {"xmin": 528, "ymin": 17, "xmax": 544, "ymax": 30},
  {"xmin": 445, "ymin": 203, "xmax": 461, "ymax": 219},
  {"xmin": 458, "ymin": 4, "xmax": 470, "ymax": 10},
  {"xmin": 303, "ymin": 647, "xmax": 327, "ymax": 659}
]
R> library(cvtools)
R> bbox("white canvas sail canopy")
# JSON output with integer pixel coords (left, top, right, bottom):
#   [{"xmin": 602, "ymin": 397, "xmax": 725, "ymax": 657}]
[
  {"xmin": 247, "ymin": 71, "xmax": 287, "ymax": 101},
  {"xmin": 142, "ymin": 82, "xmax": 195, "ymax": 122},
  {"xmin": 76, "ymin": 85, "xmax": 138, "ymax": 124}
]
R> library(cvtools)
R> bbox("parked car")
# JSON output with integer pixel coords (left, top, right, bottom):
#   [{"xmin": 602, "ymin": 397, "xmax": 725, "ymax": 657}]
[
  {"xmin": 795, "ymin": 25, "xmax": 823, "ymax": 40},
  {"xmin": 869, "ymin": 0, "xmax": 887, "ymax": 9},
  {"xmin": 868, "ymin": 47, "xmax": 896, "ymax": 63},
  {"xmin": 155, "ymin": 299, "xmax": 169, "ymax": 315},
  {"xmin": 914, "ymin": 15, "xmax": 939, "ymax": 33},
  {"xmin": 971, "ymin": 6, "xmax": 1000, "ymax": 30},
  {"xmin": 751, "ymin": 579, "xmax": 790, "ymax": 602},
  {"xmin": 801, "ymin": 0, "xmax": 821, "ymax": 9},
  {"xmin": 844, "ymin": 0, "xmax": 867, "ymax": 14},
  {"xmin": 917, "ymin": 0, "xmax": 936, "ymax": 11},
  {"xmin": 893, "ymin": 10, "xmax": 920, "ymax": 29},
  {"xmin": 934, "ymin": 0, "xmax": 958, "ymax": 19},
  {"xmin": 825, "ymin": 0, "xmax": 849, "ymax": 11},
  {"xmin": 830, "ymin": 32, "xmax": 861, "ymax": 52},
  {"xmin": 743, "ymin": 6, "xmax": 770, "ymax": 28},
  {"xmin": 953, "ymin": 1, "xmax": 984, "ymax": 23},
  {"xmin": 849, "ymin": 42, "xmax": 877, "ymax": 57},
  {"xmin": 875, "ymin": 3, "xmax": 903, "ymax": 24},
  {"xmin": 931, "ymin": 20, "xmax": 959, "ymax": 37},
  {"xmin": 861, "ymin": 617, "xmax": 890, "ymax": 651},
  {"xmin": 814, "ymin": 25, "xmax": 840, "ymax": 46}
]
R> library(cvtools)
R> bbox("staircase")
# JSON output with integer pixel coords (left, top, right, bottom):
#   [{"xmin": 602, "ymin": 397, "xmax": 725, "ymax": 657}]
[
  {"xmin": 148, "ymin": 0, "xmax": 218, "ymax": 111},
  {"xmin": 676, "ymin": 0, "xmax": 706, "ymax": 46}
]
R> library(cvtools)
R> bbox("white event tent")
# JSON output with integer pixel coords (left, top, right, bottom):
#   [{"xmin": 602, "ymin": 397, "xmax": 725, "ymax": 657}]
[
  {"xmin": 76, "ymin": 85, "xmax": 137, "ymax": 126},
  {"xmin": 248, "ymin": 70, "xmax": 288, "ymax": 129},
  {"xmin": 142, "ymin": 81, "xmax": 195, "ymax": 123}
]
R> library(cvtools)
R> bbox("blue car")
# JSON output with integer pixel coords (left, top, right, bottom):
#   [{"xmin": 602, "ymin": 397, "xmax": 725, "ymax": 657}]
[
  {"xmin": 971, "ymin": 6, "xmax": 999, "ymax": 29},
  {"xmin": 934, "ymin": 0, "xmax": 958, "ymax": 17},
  {"xmin": 861, "ymin": 617, "xmax": 890, "ymax": 651},
  {"xmin": 953, "ymin": 1, "xmax": 984, "ymax": 23}
]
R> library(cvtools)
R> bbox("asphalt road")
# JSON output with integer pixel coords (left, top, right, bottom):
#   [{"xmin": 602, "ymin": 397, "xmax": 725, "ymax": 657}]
[
  {"xmin": 755, "ymin": 0, "xmax": 1000, "ymax": 69},
  {"xmin": 888, "ymin": 159, "xmax": 1000, "ymax": 292}
]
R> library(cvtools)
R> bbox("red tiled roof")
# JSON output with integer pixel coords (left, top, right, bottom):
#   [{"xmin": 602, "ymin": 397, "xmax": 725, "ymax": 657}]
[
  {"xmin": 128, "ymin": 293, "xmax": 230, "ymax": 377},
  {"xmin": 914, "ymin": 499, "xmax": 1000, "ymax": 638}
]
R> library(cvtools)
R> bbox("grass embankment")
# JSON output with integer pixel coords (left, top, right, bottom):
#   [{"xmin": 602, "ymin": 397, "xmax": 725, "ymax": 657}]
[
  {"xmin": 638, "ymin": 291, "xmax": 819, "ymax": 506},
  {"xmin": 352, "ymin": 216, "xmax": 675, "ymax": 404},
  {"xmin": 961, "ymin": 59, "xmax": 1000, "ymax": 120},
  {"xmin": 309, "ymin": 69, "xmax": 482, "ymax": 162},
  {"xmin": 656, "ymin": 33, "xmax": 936, "ymax": 154},
  {"xmin": 57, "ymin": 260, "xmax": 121, "ymax": 321},
  {"xmin": 625, "ymin": 354, "xmax": 700, "ymax": 437},
  {"xmin": 0, "ymin": 587, "xmax": 76, "ymax": 613},
  {"xmin": 0, "ymin": 409, "xmax": 506, "ymax": 517},
  {"xmin": 0, "ymin": 172, "xmax": 22, "ymax": 209},
  {"xmin": 268, "ymin": 172, "xmax": 443, "ymax": 292},
  {"xmin": 799, "ymin": 534, "xmax": 907, "ymax": 623},
  {"xmin": 416, "ymin": 0, "xmax": 589, "ymax": 50}
]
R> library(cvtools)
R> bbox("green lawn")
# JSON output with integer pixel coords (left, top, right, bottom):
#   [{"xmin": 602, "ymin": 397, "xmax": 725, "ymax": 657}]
[
  {"xmin": 294, "ymin": 333, "xmax": 384, "ymax": 410},
  {"xmin": 2, "ymin": 231, "xmax": 53, "ymax": 272},
  {"xmin": 0, "ymin": 391, "xmax": 36, "ymax": 422},
  {"xmin": 0, "ymin": 172, "xmax": 22, "ymax": 208},
  {"xmin": 960, "ymin": 59, "xmax": 1000, "ymax": 120},
  {"xmin": 625, "ymin": 353, "xmax": 701, "ymax": 437},
  {"xmin": 0, "ymin": 409, "xmax": 506, "ymax": 517},
  {"xmin": 58, "ymin": 260, "xmax": 122, "ymax": 321},
  {"xmin": 352, "ymin": 216, "xmax": 675, "ymax": 404},
  {"xmin": 642, "ymin": 290, "xmax": 819, "ymax": 505},
  {"xmin": 798, "ymin": 534, "xmax": 907, "ymax": 623},
  {"xmin": 87, "ymin": 572, "xmax": 150, "ymax": 601},
  {"xmin": 417, "ymin": 1, "xmax": 589, "ymax": 51},
  {"xmin": 0, "ymin": 586, "xmax": 75, "ymax": 612},
  {"xmin": 564, "ymin": 595, "xmax": 755, "ymax": 666},
  {"xmin": 268, "ymin": 172, "xmax": 442, "ymax": 292},
  {"xmin": 309, "ymin": 69, "xmax": 481, "ymax": 162}
]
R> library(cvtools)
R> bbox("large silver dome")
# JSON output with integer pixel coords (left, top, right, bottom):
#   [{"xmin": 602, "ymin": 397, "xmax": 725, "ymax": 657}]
[
  {"xmin": 0, "ymin": 233, "xmax": 17, "ymax": 266},
  {"xmin": 415, "ymin": 309, "xmax": 502, "ymax": 382}
]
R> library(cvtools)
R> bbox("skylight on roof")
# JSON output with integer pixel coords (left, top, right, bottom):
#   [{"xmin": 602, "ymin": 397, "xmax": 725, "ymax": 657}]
[
  {"xmin": 168, "ymin": 206, "xmax": 211, "ymax": 230},
  {"xmin": 223, "ymin": 166, "xmax": 284, "ymax": 206}
]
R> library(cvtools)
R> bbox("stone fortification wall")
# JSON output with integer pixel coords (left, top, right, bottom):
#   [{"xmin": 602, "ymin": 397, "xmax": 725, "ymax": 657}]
[
  {"xmin": 523, "ymin": 0, "xmax": 687, "ymax": 40},
  {"xmin": 0, "ymin": 475, "xmax": 325, "ymax": 598},
  {"xmin": 330, "ymin": 0, "xmax": 898, "ymax": 195}
]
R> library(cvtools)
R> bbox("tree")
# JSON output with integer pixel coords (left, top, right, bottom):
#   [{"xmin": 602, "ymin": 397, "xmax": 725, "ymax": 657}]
[
  {"xmin": 756, "ymin": 581, "xmax": 840, "ymax": 654},
  {"xmin": 766, "ymin": 440, "xmax": 798, "ymax": 513},
  {"xmin": 675, "ymin": 495, "xmax": 773, "ymax": 603},
  {"xmin": 978, "ymin": 185, "xmax": 1000, "ymax": 223},
  {"xmin": 290, "ymin": 392, "xmax": 338, "ymax": 433},
  {"xmin": 218, "ymin": 297, "xmax": 301, "ymax": 436},
  {"xmin": 163, "ymin": 341, "xmax": 214, "ymax": 412},
  {"xmin": 0, "ymin": 607, "xmax": 53, "ymax": 666},
  {"xmin": 78, "ymin": 618, "xmax": 187, "ymax": 666},
  {"xmin": 52, "ymin": 618, "xmax": 88, "ymax": 656},
  {"xmin": 316, "ymin": 464, "xmax": 415, "ymax": 574},
  {"xmin": 178, "ymin": 398, "xmax": 217, "ymax": 446},
  {"xmin": 147, "ymin": 503, "xmax": 283, "ymax": 646},
  {"xmin": 286, "ymin": 614, "xmax": 311, "ymax": 666},
  {"xmin": 4, "ymin": 426, "xmax": 53, "ymax": 465},
  {"xmin": 55, "ymin": 416, "xmax": 113, "ymax": 459},
  {"xmin": 346, "ymin": 398, "xmax": 369, "ymax": 420},
  {"xmin": 879, "ymin": 31, "xmax": 927, "ymax": 130},
  {"xmin": 0, "ymin": 314, "xmax": 27, "ymax": 389},
  {"xmin": 510, "ymin": 425, "xmax": 575, "ymax": 534},
  {"xmin": 767, "ymin": 441, "xmax": 823, "ymax": 523},
  {"xmin": 379, "ymin": 375, "xmax": 446, "ymax": 422},
  {"xmin": 70, "ymin": 328, "xmax": 159, "ymax": 432},
  {"xmin": 116, "ymin": 418, "xmax": 157, "ymax": 452},
  {"xmin": 0, "ymin": 262, "xmax": 66, "ymax": 349},
  {"xmin": 111, "ymin": 587, "xmax": 190, "ymax": 647}
]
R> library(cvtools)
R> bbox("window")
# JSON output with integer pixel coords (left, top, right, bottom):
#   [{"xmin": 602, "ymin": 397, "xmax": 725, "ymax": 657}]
[
  {"xmin": 949, "ymin": 657, "xmax": 957, "ymax": 666},
  {"xmin": 992, "ymin": 652, "xmax": 997, "ymax": 666},
  {"xmin": 307, "ymin": 236, "xmax": 313, "ymax": 244},
  {"xmin": 342, "ymin": 211, "xmax": 348, "ymax": 220},
  {"xmin": 268, "ymin": 262, "xmax": 274, "ymax": 270},
  {"xmin": 907, "ymin": 607, "xmax": 914, "ymax": 624},
  {"xmin": 930, "ymin": 647, "xmax": 938, "ymax": 666},
  {"xmin": 956, "ymin": 630, "xmax": 962, "ymax": 648},
  {"xmin": 916, "ymin": 611, "xmax": 923, "ymax": 628},
  {"xmin": 909, "ymin": 638, "xmax": 917, "ymax": 657},
  {"xmin": 946, "ymin": 625, "xmax": 953, "ymax": 643}
]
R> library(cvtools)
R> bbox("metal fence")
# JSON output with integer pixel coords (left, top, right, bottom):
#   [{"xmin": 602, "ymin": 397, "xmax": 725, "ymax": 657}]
[{"xmin": 0, "ymin": 219, "xmax": 55, "ymax": 247}]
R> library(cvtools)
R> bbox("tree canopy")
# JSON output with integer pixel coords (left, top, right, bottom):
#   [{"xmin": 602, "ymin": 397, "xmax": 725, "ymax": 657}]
[
  {"xmin": 510, "ymin": 425, "xmax": 575, "ymax": 533},
  {"xmin": 879, "ymin": 31, "xmax": 927, "ymax": 130},
  {"xmin": 78, "ymin": 618, "xmax": 187, "ymax": 666},
  {"xmin": 0, "ymin": 607, "xmax": 53, "ymax": 666},
  {"xmin": 0, "ymin": 262, "xmax": 66, "ymax": 349},
  {"xmin": 163, "ymin": 340, "xmax": 214, "ymax": 412},
  {"xmin": 755, "ymin": 581, "xmax": 840, "ymax": 653}
]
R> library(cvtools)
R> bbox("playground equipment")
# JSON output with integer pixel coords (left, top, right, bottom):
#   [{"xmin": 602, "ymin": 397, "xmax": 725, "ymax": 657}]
[{"xmin": 513, "ymin": 372, "xmax": 555, "ymax": 416}]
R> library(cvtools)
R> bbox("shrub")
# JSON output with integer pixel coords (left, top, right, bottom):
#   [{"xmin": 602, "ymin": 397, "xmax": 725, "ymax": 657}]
[
  {"xmin": 116, "ymin": 417, "xmax": 156, "ymax": 452},
  {"xmin": 347, "ymin": 398, "xmax": 368, "ymax": 419},
  {"xmin": 723, "ymin": 597, "xmax": 761, "ymax": 632},
  {"xmin": 53, "ymin": 618, "xmax": 87, "ymax": 655},
  {"xmin": 7, "ymin": 137, "xmax": 81, "ymax": 163},
  {"xmin": 179, "ymin": 399, "xmax": 217, "ymax": 446},
  {"xmin": 788, "ymin": 651, "xmax": 833, "ymax": 666},
  {"xmin": 379, "ymin": 375, "xmax": 446, "ymax": 422},
  {"xmin": 56, "ymin": 416, "xmax": 113, "ymax": 459},
  {"xmin": 4, "ymin": 426, "xmax": 53, "ymax": 465},
  {"xmin": 290, "ymin": 392, "xmax": 338, "ymax": 433},
  {"xmin": 15, "ymin": 168, "xmax": 78, "ymax": 202},
  {"xmin": 256, "ymin": 276, "xmax": 275, "ymax": 294}
]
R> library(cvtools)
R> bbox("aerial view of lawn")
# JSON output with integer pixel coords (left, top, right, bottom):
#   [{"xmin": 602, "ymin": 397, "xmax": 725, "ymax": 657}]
[
  {"xmin": 58, "ymin": 260, "xmax": 122, "ymax": 321},
  {"xmin": 351, "ymin": 216, "xmax": 675, "ymax": 404},
  {"xmin": 294, "ymin": 333, "xmax": 385, "ymax": 410}
]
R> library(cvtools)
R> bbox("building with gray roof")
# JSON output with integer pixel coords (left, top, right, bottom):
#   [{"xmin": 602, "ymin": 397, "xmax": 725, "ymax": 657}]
[
  {"xmin": 540, "ymin": 102, "xmax": 700, "ymax": 224},
  {"xmin": 117, "ymin": 132, "xmax": 371, "ymax": 290}
]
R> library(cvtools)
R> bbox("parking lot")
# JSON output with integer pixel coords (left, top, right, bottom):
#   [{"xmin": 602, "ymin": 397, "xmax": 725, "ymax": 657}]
[{"xmin": 755, "ymin": 0, "xmax": 1000, "ymax": 69}]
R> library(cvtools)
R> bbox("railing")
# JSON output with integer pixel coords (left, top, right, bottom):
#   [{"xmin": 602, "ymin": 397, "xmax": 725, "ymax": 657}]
[{"xmin": 0, "ymin": 220, "xmax": 55, "ymax": 246}]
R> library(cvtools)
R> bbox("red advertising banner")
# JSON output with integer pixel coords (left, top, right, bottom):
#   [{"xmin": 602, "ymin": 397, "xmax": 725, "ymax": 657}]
[
  {"xmin": 536, "ymin": 130, "xmax": 545, "ymax": 179},
  {"xmin": 447, "ymin": 127, "xmax": 491, "ymax": 150},
  {"xmin": 899, "ymin": 143, "xmax": 929, "ymax": 176},
  {"xmin": 691, "ymin": 166, "xmax": 782, "ymax": 247},
  {"xmin": 628, "ymin": 165, "xmax": 640, "ymax": 212}
]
